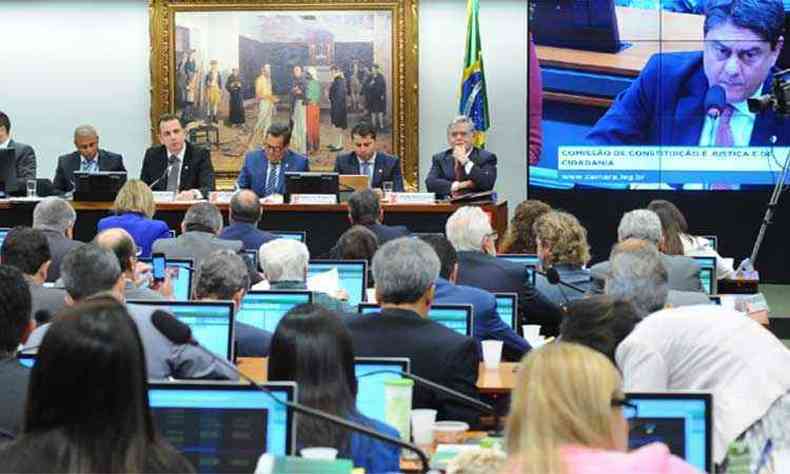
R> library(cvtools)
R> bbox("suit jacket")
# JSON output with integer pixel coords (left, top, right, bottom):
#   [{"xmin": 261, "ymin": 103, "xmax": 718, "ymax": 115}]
[
  {"xmin": 3, "ymin": 140, "xmax": 36, "ymax": 194},
  {"xmin": 219, "ymin": 222, "xmax": 276, "ymax": 251},
  {"xmin": 152, "ymin": 231, "xmax": 243, "ymax": 272},
  {"xmin": 235, "ymin": 321, "xmax": 273, "ymax": 357},
  {"xmin": 237, "ymin": 149, "xmax": 310, "ymax": 197},
  {"xmin": 97, "ymin": 212, "xmax": 170, "ymax": 258},
  {"xmin": 346, "ymin": 308, "xmax": 481, "ymax": 426},
  {"xmin": 140, "ymin": 141, "xmax": 215, "ymax": 198},
  {"xmin": 0, "ymin": 359, "xmax": 30, "ymax": 435},
  {"xmin": 590, "ymin": 253, "xmax": 703, "ymax": 293},
  {"xmin": 365, "ymin": 222, "xmax": 409, "ymax": 244},
  {"xmin": 587, "ymin": 51, "xmax": 790, "ymax": 146},
  {"xmin": 39, "ymin": 229, "xmax": 84, "ymax": 283},
  {"xmin": 53, "ymin": 149, "xmax": 126, "ymax": 193},
  {"xmin": 27, "ymin": 277, "xmax": 67, "ymax": 322},
  {"xmin": 334, "ymin": 152, "xmax": 404, "ymax": 191},
  {"xmin": 434, "ymin": 277, "xmax": 530, "ymax": 361},
  {"xmin": 425, "ymin": 148, "xmax": 497, "ymax": 198}
]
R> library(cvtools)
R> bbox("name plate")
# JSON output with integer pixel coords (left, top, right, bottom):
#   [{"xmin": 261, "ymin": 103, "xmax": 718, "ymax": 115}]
[
  {"xmin": 211, "ymin": 191, "xmax": 235, "ymax": 204},
  {"xmin": 152, "ymin": 191, "xmax": 175, "ymax": 202},
  {"xmin": 390, "ymin": 192, "xmax": 435, "ymax": 204},
  {"xmin": 290, "ymin": 194, "xmax": 337, "ymax": 205}
]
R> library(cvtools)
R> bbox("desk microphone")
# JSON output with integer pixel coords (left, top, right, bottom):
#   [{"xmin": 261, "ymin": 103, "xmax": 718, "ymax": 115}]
[
  {"xmin": 149, "ymin": 311, "xmax": 432, "ymax": 473},
  {"xmin": 150, "ymin": 157, "xmax": 176, "ymax": 190},
  {"xmin": 705, "ymin": 85, "xmax": 727, "ymax": 119}
]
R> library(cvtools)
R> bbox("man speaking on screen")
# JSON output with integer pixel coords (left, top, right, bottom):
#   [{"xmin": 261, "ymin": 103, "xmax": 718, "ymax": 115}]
[{"xmin": 586, "ymin": 0, "xmax": 788, "ymax": 148}]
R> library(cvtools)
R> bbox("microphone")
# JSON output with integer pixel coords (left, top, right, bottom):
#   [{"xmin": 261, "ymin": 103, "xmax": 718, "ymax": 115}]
[
  {"xmin": 34, "ymin": 309, "xmax": 53, "ymax": 325},
  {"xmin": 149, "ymin": 311, "xmax": 432, "ymax": 473},
  {"xmin": 705, "ymin": 85, "xmax": 727, "ymax": 119},
  {"xmin": 545, "ymin": 267, "xmax": 572, "ymax": 307},
  {"xmin": 150, "ymin": 156, "xmax": 176, "ymax": 190},
  {"xmin": 538, "ymin": 267, "xmax": 594, "ymax": 294}
]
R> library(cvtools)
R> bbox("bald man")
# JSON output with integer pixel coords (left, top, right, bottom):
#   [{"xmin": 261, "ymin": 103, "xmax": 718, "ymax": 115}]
[
  {"xmin": 94, "ymin": 228, "xmax": 172, "ymax": 301},
  {"xmin": 218, "ymin": 189, "xmax": 276, "ymax": 251},
  {"xmin": 53, "ymin": 125, "xmax": 126, "ymax": 194}
]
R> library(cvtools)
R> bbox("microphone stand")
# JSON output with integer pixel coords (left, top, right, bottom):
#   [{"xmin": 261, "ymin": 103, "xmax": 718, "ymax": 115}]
[{"xmin": 749, "ymin": 146, "xmax": 790, "ymax": 266}]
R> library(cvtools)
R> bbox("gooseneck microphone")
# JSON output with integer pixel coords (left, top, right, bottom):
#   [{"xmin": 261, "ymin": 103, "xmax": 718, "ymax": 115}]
[
  {"xmin": 149, "ymin": 156, "xmax": 176, "ymax": 190},
  {"xmin": 705, "ymin": 85, "xmax": 727, "ymax": 119},
  {"xmin": 150, "ymin": 311, "xmax": 432, "ymax": 473}
]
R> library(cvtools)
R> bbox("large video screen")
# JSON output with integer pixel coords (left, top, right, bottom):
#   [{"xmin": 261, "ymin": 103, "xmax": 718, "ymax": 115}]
[{"xmin": 528, "ymin": 0, "xmax": 789, "ymax": 192}]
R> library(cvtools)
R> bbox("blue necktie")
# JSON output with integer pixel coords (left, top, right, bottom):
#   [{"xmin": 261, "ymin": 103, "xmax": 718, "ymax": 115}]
[
  {"xmin": 361, "ymin": 161, "xmax": 372, "ymax": 180},
  {"xmin": 265, "ymin": 164, "xmax": 279, "ymax": 196}
]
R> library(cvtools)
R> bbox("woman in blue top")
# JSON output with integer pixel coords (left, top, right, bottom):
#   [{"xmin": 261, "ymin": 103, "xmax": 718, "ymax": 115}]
[
  {"xmin": 97, "ymin": 180, "xmax": 170, "ymax": 257},
  {"xmin": 268, "ymin": 304, "xmax": 401, "ymax": 473}
]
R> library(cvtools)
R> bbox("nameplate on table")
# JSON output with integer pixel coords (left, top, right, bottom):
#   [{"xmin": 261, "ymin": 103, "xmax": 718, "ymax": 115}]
[
  {"xmin": 211, "ymin": 191, "xmax": 235, "ymax": 204},
  {"xmin": 290, "ymin": 194, "xmax": 337, "ymax": 205},
  {"xmin": 390, "ymin": 192, "xmax": 435, "ymax": 204},
  {"xmin": 152, "ymin": 191, "xmax": 175, "ymax": 202}
]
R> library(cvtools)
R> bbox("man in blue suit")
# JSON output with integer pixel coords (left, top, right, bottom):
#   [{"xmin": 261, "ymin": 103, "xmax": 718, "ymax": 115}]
[
  {"xmin": 421, "ymin": 235, "xmax": 530, "ymax": 362},
  {"xmin": 237, "ymin": 123, "xmax": 310, "ymax": 199},
  {"xmin": 588, "ymin": 0, "xmax": 787, "ymax": 147},
  {"xmin": 334, "ymin": 122, "xmax": 404, "ymax": 191},
  {"xmin": 219, "ymin": 189, "xmax": 276, "ymax": 251}
]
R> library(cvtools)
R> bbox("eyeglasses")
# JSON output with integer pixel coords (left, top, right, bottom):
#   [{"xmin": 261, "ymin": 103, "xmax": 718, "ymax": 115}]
[{"xmin": 264, "ymin": 144, "xmax": 285, "ymax": 153}]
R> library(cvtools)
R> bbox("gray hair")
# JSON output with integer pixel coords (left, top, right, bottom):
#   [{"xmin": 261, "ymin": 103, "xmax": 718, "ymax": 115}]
[
  {"xmin": 195, "ymin": 250, "xmax": 250, "ymax": 300},
  {"xmin": 446, "ymin": 115, "xmax": 475, "ymax": 136},
  {"xmin": 61, "ymin": 244, "xmax": 121, "ymax": 300},
  {"xmin": 372, "ymin": 237, "xmax": 440, "ymax": 304},
  {"xmin": 33, "ymin": 197, "xmax": 77, "ymax": 233},
  {"xmin": 605, "ymin": 239, "xmax": 669, "ymax": 319},
  {"xmin": 259, "ymin": 239, "xmax": 309, "ymax": 282},
  {"xmin": 74, "ymin": 124, "xmax": 98, "ymax": 140},
  {"xmin": 183, "ymin": 202, "xmax": 224, "ymax": 233},
  {"xmin": 348, "ymin": 189, "xmax": 380, "ymax": 225},
  {"xmin": 617, "ymin": 209, "xmax": 662, "ymax": 245},
  {"xmin": 446, "ymin": 206, "xmax": 492, "ymax": 252}
]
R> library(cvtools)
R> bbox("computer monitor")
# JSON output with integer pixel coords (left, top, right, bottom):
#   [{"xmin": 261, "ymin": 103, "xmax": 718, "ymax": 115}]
[
  {"xmin": 168, "ymin": 229, "xmax": 177, "ymax": 238},
  {"xmin": 625, "ymin": 392, "xmax": 712, "ymax": 473},
  {"xmin": 149, "ymin": 380, "xmax": 297, "ymax": 471},
  {"xmin": 16, "ymin": 353, "xmax": 36, "ymax": 368},
  {"xmin": 494, "ymin": 293, "xmax": 518, "ymax": 330},
  {"xmin": 241, "ymin": 249, "xmax": 258, "ymax": 272},
  {"xmin": 73, "ymin": 171, "xmax": 127, "ymax": 201},
  {"xmin": 126, "ymin": 301, "xmax": 235, "ymax": 361},
  {"xmin": 237, "ymin": 290, "xmax": 312, "ymax": 333},
  {"xmin": 701, "ymin": 235, "xmax": 718, "ymax": 252},
  {"xmin": 498, "ymin": 254, "xmax": 540, "ymax": 286},
  {"xmin": 137, "ymin": 257, "xmax": 194, "ymax": 301},
  {"xmin": 0, "ymin": 228, "xmax": 10, "ymax": 248},
  {"xmin": 357, "ymin": 303, "xmax": 473, "ymax": 337},
  {"xmin": 284, "ymin": 172, "xmax": 339, "ymax": 203},
  {"xmin": 0, "ymin": 149, "xmax": 20, "ymax": 197},
  {"xmin": 531, "ymin": 0, "xmax": 626, "ymax": 53},
  {"xmin": 268, "ymin": 230, "xmax": 306, "ymax": 243},
  {"xmin": 308, "ymin": 260, "xmax": 367, "ymax": 307},
  {"xmin": 355, "ymin": 357, "xmax": 410, "ymax": 426},
  {"xmin": 691, "ymin": 256, "xmax": 717, "ymax": 295}
]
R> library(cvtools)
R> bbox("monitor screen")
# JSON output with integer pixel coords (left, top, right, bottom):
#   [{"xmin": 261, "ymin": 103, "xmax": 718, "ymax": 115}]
[
  {"xmin": 237, "ymin": 291, "xmax": 311, "ymax": 333},
  {"xmin": 354, "ymin": 357, "xmax": 410, "ymax": 426},
  {"xmin": 701, "ymin": 235, "xmax": 718, "ymax": 252},
  {"xmin": 497, "ymin": 255, "xmax": 538, "ymax": 286},
  {"xmin": 691, "ymin": 256, "xmax": 717, "ymax": 295},
  {"xmin": 494, "ymin": 293, "xmax": 518, "ymax": 329},
  {"xmin": 269, "ymin": 231, "xmax": 306, "ymax": 243},
  {"xmin": 308, "ymin": 260, "xmax": 367, "ymax": 307},
  {"xmin": 625, "ymin": 392, "xmax": 712, "ymax": 472},
  {"xmin": 149, "ymin": 381, "xmax": 296, "ymax": 471},
  {"xmin": 241, "ymin": 250, "xmax": 258, "ymax": 272},
  {"xmin": 138, "ymin": 257, "xmax": 194, "ymax": 302},
  {"xmin": 17, "ymin": 353, "xmax": 36, "ymax": 368},
  {"xmin": 127, "ymin": 301, "xmax": 234, "ymax": 361},
  {"xmin": 0, "ymin": 228, "xmax": 9, "ymax": 248},
  {"xmin": 357, "ymin": 303, "xmax": 473, "ymax": 336}
]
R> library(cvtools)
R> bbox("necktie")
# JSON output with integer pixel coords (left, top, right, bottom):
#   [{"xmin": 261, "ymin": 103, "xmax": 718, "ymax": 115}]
[
  {"xmin": 265, "ymin": 164, "xmax": 279, "ymax": 196},
  {"xmin": 361, "ymin": 161, "xmax": 372, "ymax": 180},
  {"xmin": 81, "ymin": 160, "xmax": 97, "ymax": 173},
  {"xmin": 715, "ymin": 105, "xmax": 735, "ymax": 147},
  {"xmin": 166, "ymin": 155, "xmax": 179, "ymax": 192},
  {"xmin": 454, "ymin": 161, "xmax": 464, "ymax": 181}
]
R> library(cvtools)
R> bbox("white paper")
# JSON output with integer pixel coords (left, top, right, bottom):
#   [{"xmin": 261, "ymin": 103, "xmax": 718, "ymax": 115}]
[{"xmin": 307, "ymin": 268, "xmax": 340, "ymax": 296}]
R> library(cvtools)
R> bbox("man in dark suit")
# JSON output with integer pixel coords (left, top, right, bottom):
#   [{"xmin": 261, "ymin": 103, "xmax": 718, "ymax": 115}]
[
  {"xmin": 426, "ymin": 116, "xmax": 497, "ymax": 199},
  {"xmin": 237, "ymin": 123, "xmax": 310, "ymax": 199},
  {"xmin": 219, "ymin": 189, "xmax": 276, "ymax": 251},
  {"xmin": 334, "ymin": 122, "xmax": 404, "ymax": 191},
  {"xmin": 346, "ymin": 237, "xmax": 481, "ymax": 426},
  {"xmin": 347, "ymin": 188, "xmax": 409, "ymax": 244},
  {"xmin": 0, "ymin": 111, "xmax": 36, "ymax": 195},
  {"xmin": 32, "ymin": 197, "xmax": 83, "ymax": 283},
  {"xmin": 140, "ymin": 113, "xmax": 215, "ymax": 199},
  {"xmin": 587, "ymin": 0, "xmax": 787, "ymax": 147},
  {"xmin": 53, "ymin": 125, "xmax": 126, "ymax": 194}
]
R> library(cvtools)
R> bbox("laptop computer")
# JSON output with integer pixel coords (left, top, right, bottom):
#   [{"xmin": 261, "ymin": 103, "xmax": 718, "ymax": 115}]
[
  {"xmin": 494, "ymin": 293, "xmax": 518, "ymax": 330},
  {"xmin": 137, "ymin": 257, "xmax": 194, "ymax": 301},
  {"xmin": 237, "ymin": 290, "xmax": 312, "ymax": 333},
  {"xmin": 308, "ymin": 260, "xmax": 367, "ymax": 307},
  {"xmin": 691, "ymin": 256, "xmax": 717, "ymax": 295},
  {"xmin": 625, "ymin": 392, "xmax": 713, "ymax": 473},
  {"xmin": 127, "ymin": 301, "xmax": 235, "ymax": 362},
  {"xmin": 355, "ymin": 357, "xmax": 410, "ymax": 427},
  {"xmin": 0, "ymin": 149, "xmax": 20, "ymax": 197},
  {"xmin": 241, "ymin": 249, "xmax": 259, "ymax": 272},
  {"xmin": 16, "ymin": 352, "xmax": 36, "ymax": 368},
  {"xmin": 149, "ymin": 380, "xmax": 297, "ymax": 470},
  {"xmin": 73, "ymin": 171, "xmax": 126, "ymax": 201},
  {"xmin": 0, "ymin": 228, "xmax": 10, "ymax": 248},
  {"xmin": 358, "ymin": 303, "xmax": 474, "ymax": 337},
  {"xmin": 267, "ymin": 230, "xmax": 306, "ymax": 243}
]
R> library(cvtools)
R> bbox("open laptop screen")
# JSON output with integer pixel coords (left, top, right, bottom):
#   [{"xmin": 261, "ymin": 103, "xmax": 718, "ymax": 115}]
[
  {"xmin": 138, "ymin": 257, "xmax": 194, "ymax": 301},
  {"xmin": 237, "ymin": 291, "xmax": 311, "ymax": 333},
  {"xmin": 308, "ymin": 260, "xmax": 367, "ymax": 307},
  {"xmin": 355, "ymin": 357, "xmax": 410, "ymax": 426},
  {"xmin": 494, "ymin": 293, "xmax": 518, "ymax": 329},
  {"xmin": 691, "ymin": 256, "xmax": 717, "ymax": 295},
  {"xmin": 357, "ymin": 303, "xmax": 473, "ymax": 337}
]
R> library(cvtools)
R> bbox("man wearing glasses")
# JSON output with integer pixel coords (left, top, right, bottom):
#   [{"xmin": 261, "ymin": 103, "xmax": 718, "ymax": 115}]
[{"xmin": 236, "ymin": 122, "xmax": 310, "ymax": 201}]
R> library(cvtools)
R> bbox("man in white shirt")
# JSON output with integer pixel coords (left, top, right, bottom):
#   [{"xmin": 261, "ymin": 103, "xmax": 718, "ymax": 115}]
[{"xmin": 0, "ymin": 111, "xmax": 36, "ymax": 195}]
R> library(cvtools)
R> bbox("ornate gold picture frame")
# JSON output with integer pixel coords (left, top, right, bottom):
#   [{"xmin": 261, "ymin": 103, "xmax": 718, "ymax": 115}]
[{"xmin": 149, "ymin": 0, "xmax": 419, "ymax": 189}]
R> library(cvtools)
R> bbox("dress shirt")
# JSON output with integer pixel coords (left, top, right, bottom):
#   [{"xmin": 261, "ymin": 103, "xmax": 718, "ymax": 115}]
[
  {"xmin": 0, "ymin": 138, "xmax": 9, "ymax": 149},
  {"xmin": 698, "ymin": 86, "xmax": 761, "ymax": 147},
  {"xmin": 80, "ymin": 155, "xmax": 99, "ymax": 173}
]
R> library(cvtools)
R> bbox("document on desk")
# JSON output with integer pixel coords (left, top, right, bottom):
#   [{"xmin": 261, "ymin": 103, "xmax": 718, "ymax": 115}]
[{"xmin": 307, "ymin": 268, "xmax": 340, "ymax": 296}]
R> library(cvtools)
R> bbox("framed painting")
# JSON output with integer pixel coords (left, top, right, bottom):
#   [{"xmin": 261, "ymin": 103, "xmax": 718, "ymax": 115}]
[{"xmin": 149, "ymin": 0, "xmax": 419, "ymax": 190}]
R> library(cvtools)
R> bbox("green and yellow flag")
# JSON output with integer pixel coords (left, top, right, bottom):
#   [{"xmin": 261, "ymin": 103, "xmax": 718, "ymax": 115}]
[{"xmin": 459, "ymin": 0, "xmax": 490, "ymax": 148}]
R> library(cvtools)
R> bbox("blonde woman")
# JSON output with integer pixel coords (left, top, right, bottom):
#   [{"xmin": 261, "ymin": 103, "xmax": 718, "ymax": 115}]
[
  {"xmin": 97, "ymin": 179, "xmax": 170, "ymax": 257},
  {"xmin": 504, "ymin": 342, "xmax": 699, "ymax": 474}
]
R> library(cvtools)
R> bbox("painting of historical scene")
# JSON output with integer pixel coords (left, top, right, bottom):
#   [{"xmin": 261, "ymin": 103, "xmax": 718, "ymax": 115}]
[{"xmin": 173, "ymin": 10, "xmax": 393, "ymax": 173}]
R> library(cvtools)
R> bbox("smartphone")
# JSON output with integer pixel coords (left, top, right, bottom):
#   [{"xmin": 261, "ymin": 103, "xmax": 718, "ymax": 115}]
[{"xmin": 152, "ymin": 253, "xmax": 167, "ymax": 283}]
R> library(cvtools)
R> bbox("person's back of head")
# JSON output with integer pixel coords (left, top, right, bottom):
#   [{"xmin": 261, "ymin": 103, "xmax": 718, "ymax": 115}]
[
  {"xmin": 347, "ymin": 189, "xmax": 381, "ymax": 226},
  {"xmin": 32, "ymin": 197, "xmax": 77, "ymax": 236},
  {"xmin": 229, "ymin": 189, "xmax": 262, "ymax": 225},
  {"xmin": 194, "ymin": 250, "xmax": 249, "ymax": 301},
  {"xmin": 646, "ymin": 200, "xmax": 687, "ymax": 256},
  {"xmin": 617, "ymin": 209, "xmax": 662, "ymax": 247},
  {"xmin": 113, "ymin": 180, "xmax": 157, "ymax": 219},
  {"xmin": 505, "ymin": 342, "xmax": 628, "ymax": 473},
  {"xmin": 500, "ymin": 199, "xmax": 552, "ymax": 254},
  {"xmin": 259, "ymin": 239, "xmax": 310, "ymax": 283},
  {"xmin": 94, "ymin": 228, "xmax": 137, "ymax": 274},
  {"xmin": 267, "ymin": 304, "xmax": 357, "ymax": 452},
  {"xmin": 533, "ymin": 211, "xmax": 591, "ymax": 268},
  {"xmin": 0, "ymin": 227, "xmax": 52, "ymax": 279},
  {"xmin": 606, "ymin": 239, "xmax": 669, "ymax": 319},
  {"xmin": 420, "ymin": 234, "xmax": 458, "ymax": 281},
  {"xmin": 559, "ymin": 295, "xmax": 641, "ymax": 363},
  {"xmin": 446, "ymin": 448, "xmax": 507, "ymax": 474},
  {"xmin": 335, "ymin": 225, "xmax": 378, "ymax": 262},
  {"xmin": 446, "ymin": 206, "xmax": 495, "ymax": 254},
  {"xmin": 61, "ymin": 244, "xmax": 123, "ymax": 303},
  {"xmin": 182, "ymin": 202, "xmax": 223, "ymax": 235},
  {"xmin": 372, "ymin": 237, "xmax": 440, "ymax": 306},
  {"xmin": 0, "ymin": 265, "xmax": 32, "ymax": 356}
]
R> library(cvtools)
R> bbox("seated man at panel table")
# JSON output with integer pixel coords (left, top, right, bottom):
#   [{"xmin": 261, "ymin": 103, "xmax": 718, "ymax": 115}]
[
  {"xmin": 346, "ymin": 237, "xmax": 481, "ymax": 425},
  {"xmin": 0, "ymin": 111, "xmax": 36, "ymax": 195},
  {"xmin": 587, "ymin": 0, "xmax": 788, "ymax": 147},
  {"xmin": 24, "ymin": 244, "xmax": 236, "ymax": 380},
  {"xmin": 347, "ymin": 188, "xmax": 409, "ymax": 244},
  {"xmin": 140, "ymin": 113, "xmax": 215, "ymax": 200},
  {"xmin": 94, "ymin": 228, "xmax": 171, "ymax": 301},
  {"xmin": 236, "ymin": 123, "xmax": 310, "ymax": 200},
  {"xmin": 426, "ymin": 115, "xmax": 497, "ymax": 199},
  {"xmin": 32, "ymin": 197, "xmax": 83, "ymax": 283},
  {"xmin": 53, "ymin": 125, "xmax": 125, "ymax": 194},
  {"xmin": 218, "ymin": 189, "xmax": 276, "ymax": 251},
  {"xmin": 334, "ymin": 122, "xmax": 404, "ymax": 192}
]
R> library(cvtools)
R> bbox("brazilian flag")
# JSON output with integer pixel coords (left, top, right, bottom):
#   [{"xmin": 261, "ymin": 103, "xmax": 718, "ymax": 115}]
[{"xmin": 459, "ymin": 0, "xmax": 490, "ymax": 148}]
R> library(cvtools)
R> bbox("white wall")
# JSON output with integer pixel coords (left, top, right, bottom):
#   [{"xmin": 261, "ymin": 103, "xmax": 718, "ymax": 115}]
[{"xmin": 1, "ymin": 0, "xmax": 528, "ymax": 214}]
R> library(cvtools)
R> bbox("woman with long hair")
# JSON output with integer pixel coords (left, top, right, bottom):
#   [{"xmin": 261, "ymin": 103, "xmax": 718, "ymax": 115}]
[
  {"xmin": 0, "ymin": 298, "xmax": 192, "ymax": 473},
  {"xmin": 267, "ymin": 304, "xmax": 399, "ymax": 473},
  {"xmin": 499, "ymin": 199, "xmax": 551, "ymax": 254}
]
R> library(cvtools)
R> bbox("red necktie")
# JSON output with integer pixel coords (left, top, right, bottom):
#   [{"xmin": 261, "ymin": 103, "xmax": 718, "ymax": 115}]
[{"xmin": 715, "ymin": 105, "xmax": 735, "ymax": 147}]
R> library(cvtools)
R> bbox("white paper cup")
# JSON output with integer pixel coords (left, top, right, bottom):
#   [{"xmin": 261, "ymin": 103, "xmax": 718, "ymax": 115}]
[
  {"xmin": 300, "ymin": 447, "xmax": 338, "ymax": 460},
  {"xmin": 411, "ymin": 409, "xmax": 438, "ymax": 446},
  {"xmin": 433, "ymin": 421, "xmax": 469, "ymax": 444},
  {"xmin": 522, "ymin": 324, "xmax": 541, "ymax": 341},
  {"xmin": 481, "ymin": 340, "xmax": 503, "ymax": 369}
]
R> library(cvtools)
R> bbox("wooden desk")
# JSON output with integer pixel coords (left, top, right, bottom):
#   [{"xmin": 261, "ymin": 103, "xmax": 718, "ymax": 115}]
[
  {"xmin": 238, "ymin": 357, "xmax": 267, "ymax": 383},
  {"xmin": 476, "ymin": 362, "xmax": 517, "ymax": 395}
]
